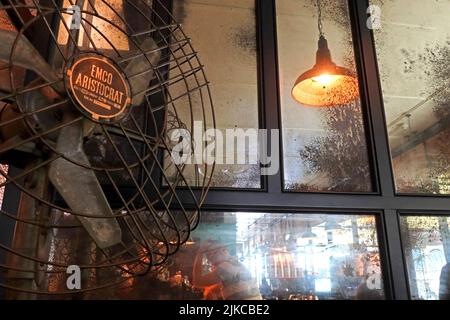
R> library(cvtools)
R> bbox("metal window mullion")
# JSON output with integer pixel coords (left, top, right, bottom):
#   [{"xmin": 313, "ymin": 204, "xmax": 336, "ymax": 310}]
[
  {"xmin": 258, "ymin": 0, "xmax": 282, "ymax": 194},
  {"xmin": 351, "ymin": 0, "xmax": 396, "ymax": 197},
  {"xmin": 381, "ymin": 209, "xmax": 410, "ymax": 299},
  {"xmin": 349, "ymin": 0, "xmax": 408, "ymax": 299}
]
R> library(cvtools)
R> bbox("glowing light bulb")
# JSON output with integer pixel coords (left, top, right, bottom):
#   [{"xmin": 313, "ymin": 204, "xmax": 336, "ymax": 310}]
[
  {"xmin": 291, "ymin": 36, "xmax": 359, "ymax": 107},
  {"xmin": 312, "ymin": 74, "xmax": 333, "ymax": 85}
]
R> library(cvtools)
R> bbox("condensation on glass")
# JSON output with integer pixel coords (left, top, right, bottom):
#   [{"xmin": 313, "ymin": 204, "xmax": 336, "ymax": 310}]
[
  {"xmin": 277, "ymin": 0, "xmax": 373, "ymax": 192},
  {"xmin": 167, "ymin": 0, "xmax": 261, "ymax": 188},
  {"xmin": 372, "ymin": 0, "xmax": 450, "ymax": 194},
  {"xmin": 399, "ymin": 215, "xmax": 450, "ymax": 300},
  {"xmin": 114, "ymin": 212, "xmax": 385, "ymax": 300}
]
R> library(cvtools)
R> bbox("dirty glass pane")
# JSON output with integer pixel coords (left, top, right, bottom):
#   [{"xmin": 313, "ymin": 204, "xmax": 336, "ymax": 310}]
[
  {"xmin": 400, "ymin": 215, "xmax": 450, "ymax": 300},
  {"xmin": 372, "ymin": 0, "xmax": 450, "ymax": 194},
  {"xmin": 169, "ymin": 0, "xmax": 261, "ymax": 188},
  {"xmin": 276, "ymin": 0, "xmax": 373, "ymax": 192},
  {"xmin": 116, "ymin": 212, "xmax": 385, "ymax": 300}
]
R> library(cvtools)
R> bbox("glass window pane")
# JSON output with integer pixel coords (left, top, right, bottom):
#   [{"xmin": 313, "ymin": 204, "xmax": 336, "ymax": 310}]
[
  {"xmin": 276, "ymin": 0, "xmax": 373, "ymax": 192},
  {"xmin": 169, "ymin": 0, "xmax": 261, "ymax": 188},
  {"xmin": 117, "ymin": 212, "xmax": 385, "ymax": 300},
  {"xmin": 372, "ymin": 0, "xmax": 450, "ymax": 194},
  {"xmin": 400, "ymin": 215, "xmax": 450, "ymax": 300}
]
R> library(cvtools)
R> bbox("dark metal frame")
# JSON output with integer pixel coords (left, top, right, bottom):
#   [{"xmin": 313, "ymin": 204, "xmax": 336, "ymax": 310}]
[{"xmin": 1, "ymin": 0, "xmax": 449, "ymax": 300}]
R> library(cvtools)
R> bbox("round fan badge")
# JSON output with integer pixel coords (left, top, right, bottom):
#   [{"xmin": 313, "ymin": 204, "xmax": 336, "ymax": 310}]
[{"xmin": 66, "ymin": 53, "xmax": 131, "ymax": 123}]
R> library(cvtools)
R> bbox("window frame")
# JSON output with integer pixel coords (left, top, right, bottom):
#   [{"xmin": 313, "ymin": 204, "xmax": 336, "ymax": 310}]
[{"xmin": 171, "ymin": 0, "xmax": 450, "ymax": 300}]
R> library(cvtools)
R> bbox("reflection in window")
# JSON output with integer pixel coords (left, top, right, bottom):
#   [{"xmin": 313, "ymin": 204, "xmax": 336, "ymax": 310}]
[
  {"xmin": 372, "ymin": 0, "xmax": 450, "ymax": 194},
  {"xmin": 400, "ymin": 216, "xmax": 450, "ymax": 300},
  {"xmin": 169, "ymin": 0, "xmax": 261, "ymax": 188},
  {"xmin": 276, "ymin": 0, "xmax": 373, "ymax": 192},
  {"xmin": 118, "ymin": 212, "xmax": 384, "ymax": 300}
]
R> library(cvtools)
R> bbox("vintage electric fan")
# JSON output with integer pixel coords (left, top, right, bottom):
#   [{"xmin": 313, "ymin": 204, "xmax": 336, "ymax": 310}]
[{"xmin": 0, "ymin": 0, "xmax": 214, "ymax": 297}]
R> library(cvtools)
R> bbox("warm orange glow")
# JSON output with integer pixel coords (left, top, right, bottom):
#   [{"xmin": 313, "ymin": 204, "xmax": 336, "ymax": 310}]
[
  {"xmin": 312, "ymin": 74, "xmax": 334, "ymax": 86},
  {"xmin": 292, "ymin": 72, "xmax": 359, "ymax": 107},
  {"xmin": 292, "ymin": 35, "xmax": 360, "ymax": 107}
]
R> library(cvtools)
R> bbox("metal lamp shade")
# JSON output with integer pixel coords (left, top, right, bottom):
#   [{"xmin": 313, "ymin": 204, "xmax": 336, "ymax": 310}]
[{"xmin": 292, "ymin": 36, "xmax": 359, "ymax": 107}]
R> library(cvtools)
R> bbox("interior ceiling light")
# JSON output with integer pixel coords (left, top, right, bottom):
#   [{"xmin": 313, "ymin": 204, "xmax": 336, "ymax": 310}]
[{"xmin": 291, "ymin": 0, "xmax": 359, "ymax": 107}]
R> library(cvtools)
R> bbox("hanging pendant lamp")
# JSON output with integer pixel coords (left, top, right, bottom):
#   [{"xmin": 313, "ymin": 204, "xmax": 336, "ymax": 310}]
[{"xmin": 291, "ymin": 0, "xmax": 359, "ymax": 107}]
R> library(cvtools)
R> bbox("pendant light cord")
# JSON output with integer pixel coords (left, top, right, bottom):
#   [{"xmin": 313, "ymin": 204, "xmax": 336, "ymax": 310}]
[{"xmin": 317, "ymin": 0, "xmax": 324, "ymax": 37}]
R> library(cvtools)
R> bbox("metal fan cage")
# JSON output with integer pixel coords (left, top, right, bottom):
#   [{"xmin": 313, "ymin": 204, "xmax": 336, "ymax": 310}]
[{"xmin": 0, "ymin": 0, "xmax": 215, "ymax": 297}]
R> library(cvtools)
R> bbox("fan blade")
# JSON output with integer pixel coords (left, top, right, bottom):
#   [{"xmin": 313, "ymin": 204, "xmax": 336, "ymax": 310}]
[
  {"xmin": 124, "ymin": 38, "xmax": 161, "ymax": 106},
  {"xmin": 0, "ymin": 30, "xmax": 64, "ymax": 94},
  {"xmin": 48, "ymin": 121, "xmax": 122, "ymax": 249}
]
